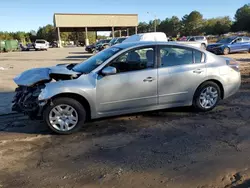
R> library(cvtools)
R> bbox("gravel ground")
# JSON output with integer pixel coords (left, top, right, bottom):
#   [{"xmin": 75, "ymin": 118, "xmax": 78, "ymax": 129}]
[{"xmin": 0, "ymin": 48, "xmax": 250, "ymax": 188}]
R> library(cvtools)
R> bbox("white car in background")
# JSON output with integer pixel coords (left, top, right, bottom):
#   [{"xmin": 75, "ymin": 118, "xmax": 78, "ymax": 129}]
[
  {"xmin": 34, "ymin": 39, "xmax": 49, "ymax": 51},
  {"xmin": 177, "ymin": 36, "xmax": 208, "ymax": 49},
  {"xmin": 123, "ymin": 32, "xmax": 168, "ymax": 43},
  {"xmin": 124, "ymin": 33, "xmax": 205, "ymax": 49}
]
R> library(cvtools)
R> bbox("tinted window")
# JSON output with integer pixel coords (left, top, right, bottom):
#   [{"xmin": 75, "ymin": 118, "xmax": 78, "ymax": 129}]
[
  {"xmin": 36, "ymin": 41, "xmax": 45, "ymax": 44},
  {"xmin": 110, "ymin": 47, "xmax": 155, "ymax": 73},
  {"xmin": 160, "ymin": 46, "xmax": 193, "ymax": 67},
  {"xmin": 189, "ymin": 37, "xmax": 195, "ymax": 41},
  {"xmin": 73, "ymin": 47, "xmax": 122, "ymax": 73}
]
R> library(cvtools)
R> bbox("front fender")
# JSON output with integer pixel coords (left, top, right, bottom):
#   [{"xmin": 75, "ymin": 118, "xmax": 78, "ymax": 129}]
[{"xmin": 38, "ymin": 80, "xmax": 96, "ymax": 116}]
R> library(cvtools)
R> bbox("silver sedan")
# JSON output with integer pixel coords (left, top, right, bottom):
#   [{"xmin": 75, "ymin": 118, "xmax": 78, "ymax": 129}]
[{"xmin": 12, "ymin": 42, "xmax": 241, "ymax": 134}]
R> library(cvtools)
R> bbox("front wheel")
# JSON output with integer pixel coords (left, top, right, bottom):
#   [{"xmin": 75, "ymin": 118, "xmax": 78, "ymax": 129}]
[
  {"xmin": 193, "ymin": 82, "xmax": 221, "ymax": 112},
  {"xmin": 43, "ymin": 97, "xmax": 86, "ymax": 134},
  {"xmin": 223, "ymin": 47, "xmax": 230, "ymax": 55}
]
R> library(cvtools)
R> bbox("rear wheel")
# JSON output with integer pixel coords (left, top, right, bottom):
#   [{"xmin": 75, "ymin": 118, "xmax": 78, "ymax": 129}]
[
  {"xmin": 201, "ymin": 43, "xmax": 206, "ymax": 50},
  {"xmin": 193, "ymin": 81, "xmax": 221, "ymax": 112},
  {"xmin": 223, "ymin": 47, "xmax": 230, "ymax": 55},
  {"xmin": 43, "ymin": 97, "xmax": 86, "ymax": 134}
]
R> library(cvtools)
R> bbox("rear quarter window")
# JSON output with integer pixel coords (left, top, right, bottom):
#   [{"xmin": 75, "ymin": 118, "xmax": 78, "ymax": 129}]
[{"xmin": 243, "ymin": 37, "xmax": 250, "ymax": 42}]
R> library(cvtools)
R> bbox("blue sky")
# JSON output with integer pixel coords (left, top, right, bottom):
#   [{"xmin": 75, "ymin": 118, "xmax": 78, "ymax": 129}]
[{"xmin": 0, "ymin": 0, "xmax": 248, "ymax": 32}]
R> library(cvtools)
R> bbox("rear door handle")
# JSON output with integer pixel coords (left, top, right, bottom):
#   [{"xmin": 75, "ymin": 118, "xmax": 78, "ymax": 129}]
[
  {"xmin": 193, "ymin": 69, "xmax": 204, "ymax": 74},
  {"xmin": 143, "ymin": 77, "xmax": 155, "ymax": 82}
]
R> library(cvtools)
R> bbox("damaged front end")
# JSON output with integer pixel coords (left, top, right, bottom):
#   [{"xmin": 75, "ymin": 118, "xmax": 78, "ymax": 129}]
[
  {"xmin": 12, "ymin": 84, "xmax": 46, "ymax": 119},
  {"xmin": 12, "ymin": 64, "xmax": 81, "ymax": 119}
]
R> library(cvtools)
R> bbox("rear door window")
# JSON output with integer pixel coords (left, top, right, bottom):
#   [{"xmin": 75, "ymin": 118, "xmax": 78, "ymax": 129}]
[
  {"xmin": 160, "ymin": 46, "xmax": 204, "ymax": 67},
  {"xmin": 243, "ymin": 37, "xmax": 250, "ymax": 42},
  {"xmin": 160, "ymin": 46, "xmax": 193, "ymax": 67}
]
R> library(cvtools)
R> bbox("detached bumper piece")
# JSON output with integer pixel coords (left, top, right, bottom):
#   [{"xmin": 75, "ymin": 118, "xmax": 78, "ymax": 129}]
[{"xmin": 12, "ymin": 85, "xmax": 46, "ymax": 119}]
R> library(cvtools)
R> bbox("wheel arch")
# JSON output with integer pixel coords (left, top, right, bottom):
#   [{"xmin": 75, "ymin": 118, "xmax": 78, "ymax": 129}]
[
  {"xmin": 223, "ymin": 46, "xmax": 230, "ymax": 52},
  {"xmin": 194, "ymin": 79, "xmax": 224, "ymax": 99},
  {"xmin": 51, "ymin": 93, "xmax": 91, "ymax": 121}
]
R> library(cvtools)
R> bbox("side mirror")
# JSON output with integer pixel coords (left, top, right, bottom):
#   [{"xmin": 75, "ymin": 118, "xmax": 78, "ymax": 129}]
[{"xmin": 102, "ymin": 66, "xmax": 117, "ymax": 76}]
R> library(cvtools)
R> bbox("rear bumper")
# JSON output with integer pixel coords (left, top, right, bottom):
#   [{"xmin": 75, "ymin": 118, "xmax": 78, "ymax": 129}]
[{"xmin": 223, "ymin": 73, "xmax": 241, "ymax": 99}]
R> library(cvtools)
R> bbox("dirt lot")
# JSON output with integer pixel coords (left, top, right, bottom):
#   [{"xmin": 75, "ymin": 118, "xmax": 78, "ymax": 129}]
[{"xmin": 0, "ymin": 48, "xmax": 250, "ymax": 188}]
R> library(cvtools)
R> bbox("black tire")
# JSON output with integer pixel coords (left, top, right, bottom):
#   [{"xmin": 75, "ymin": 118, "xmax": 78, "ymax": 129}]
[
  {"xmin": 223, "ymin": 47, "xmax": 230, "ymax": 55},
  {"xmin": 43, "ymin": 97, "xmax": 86, "ymax": 134},
  {"xmin": 201, "ymin": 43, "xmax": 206, "ymax": 50},
  {"xmin": 193, "ymin": 81, "xmax": 221, "ymax": 112}
]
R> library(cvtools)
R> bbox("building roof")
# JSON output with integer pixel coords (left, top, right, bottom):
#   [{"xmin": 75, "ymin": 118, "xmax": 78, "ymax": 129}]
[{"xmin": 54, "ymin": 13, "xmax": 138, "ymax": 28}]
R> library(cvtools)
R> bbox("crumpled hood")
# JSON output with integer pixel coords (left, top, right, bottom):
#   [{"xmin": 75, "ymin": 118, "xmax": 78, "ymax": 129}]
[{"xmin": 13, "ymin": 64, "xmax": 81, "ymax": 86}]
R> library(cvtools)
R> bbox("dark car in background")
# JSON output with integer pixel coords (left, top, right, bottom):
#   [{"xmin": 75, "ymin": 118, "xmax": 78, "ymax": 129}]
[
  {"xmin": 85, "ymin": 39, "xmax": 111, "ymax": 53},
  {"xmin": 95, "ymin": 39, "xmax": 111, "ymax": 51},
  {"xmin": 207, "ymin": 36, "xmax": 250, "ymax": 55},
  {"xmin": 109, "ymin": 37, "xmax": 127, "ymax": 46}
]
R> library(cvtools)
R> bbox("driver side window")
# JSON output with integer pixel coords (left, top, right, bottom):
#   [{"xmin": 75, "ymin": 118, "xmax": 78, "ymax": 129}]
[
  {"xmin": 235, "ymin": 38, "xmax": 243, "ymax": 43},
  {"xmin": 109, "ymin": 47, "xmax": 155, "ymax": 73}
]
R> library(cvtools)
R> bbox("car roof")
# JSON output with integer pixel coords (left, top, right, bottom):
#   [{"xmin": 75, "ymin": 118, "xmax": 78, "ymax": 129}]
[{"xmin": 115, "ymin": 41, "xmax": 204, "ymax": 51}]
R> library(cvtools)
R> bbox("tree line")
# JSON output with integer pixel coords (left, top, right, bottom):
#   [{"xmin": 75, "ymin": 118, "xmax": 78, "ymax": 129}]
[{"xmin": 0, "ymin": 4, "xmax": 249, "ymax": 44}]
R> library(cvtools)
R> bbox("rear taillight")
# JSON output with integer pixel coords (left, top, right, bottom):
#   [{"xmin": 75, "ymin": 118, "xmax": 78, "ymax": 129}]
[{"xmin": 226, "ymin": 60, "xmax": 240, "ymax": 72}]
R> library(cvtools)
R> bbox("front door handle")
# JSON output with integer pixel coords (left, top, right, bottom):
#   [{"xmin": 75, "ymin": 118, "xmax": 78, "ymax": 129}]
[
  {"xmin": 143, "ymin": 77, "xmax": 155, "ymax": 82},
  {"xmin": 193, "ymin": 69, "xmax": 204, "ymax": 74}
]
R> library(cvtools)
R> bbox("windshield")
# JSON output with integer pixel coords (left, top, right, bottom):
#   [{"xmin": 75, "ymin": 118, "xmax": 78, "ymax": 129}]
[
  {"xmin": 96, "ymin": 39, "xmax": 111, "ymax": 46},
  {"xmin": 96, "ymin": 40, "xmax": 104, "ymax": 45},
  {"xmin": 217, "ymin": 38, "xmax": 235, "ymax": 44},
  {"xmin": 72, "ymin": 47, "xmax": 122, "ymax": 73},
  {"xmin": 109, "ymin": 38, "xmax": 117, "ymax": 46},
  {"xmin": 117, "ymin": 38, "xmax": 126, "ymax": 43}
]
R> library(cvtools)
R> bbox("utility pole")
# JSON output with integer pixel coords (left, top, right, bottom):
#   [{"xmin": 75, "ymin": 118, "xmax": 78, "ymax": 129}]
[{"xmin": 147, "ymin": 12, "xmax": 157, "ymax": 32}]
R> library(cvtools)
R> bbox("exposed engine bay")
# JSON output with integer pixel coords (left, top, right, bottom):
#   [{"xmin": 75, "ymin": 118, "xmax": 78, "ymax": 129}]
[{"xmin": 12, "ymin": 64, "xmax": 81, "ymax": 119}]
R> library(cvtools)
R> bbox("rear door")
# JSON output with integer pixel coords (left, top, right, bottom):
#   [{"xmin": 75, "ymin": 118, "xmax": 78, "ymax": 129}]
[
  {"xmin": 243, "ymin": 37, "xmax": 250, "ymax": 51},
  {"xmin": 157, "ymin": 45, "xmax": 206, "ymax": 105}
]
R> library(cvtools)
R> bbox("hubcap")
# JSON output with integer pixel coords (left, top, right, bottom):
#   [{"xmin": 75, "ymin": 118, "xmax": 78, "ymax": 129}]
[
  {"xmin": 49, "ymin": 104, "xmax": 78, "ymax": 132},
  {"xmin": 199, "ymin": 86, "xmax": 218, "ymax": 109}
]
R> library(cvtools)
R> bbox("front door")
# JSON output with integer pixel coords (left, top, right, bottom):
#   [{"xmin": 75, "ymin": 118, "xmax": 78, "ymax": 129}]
[
  {"xmin": 158, "ymin": 45, "xmax": 207, "ymax": 105},
  {"xmin": 230, "ymin": 37, "xmax": 245, "ymax": 52},
  {"xmin": 96, "ymin": 46, "xmax": 158, "ymax": 114}
]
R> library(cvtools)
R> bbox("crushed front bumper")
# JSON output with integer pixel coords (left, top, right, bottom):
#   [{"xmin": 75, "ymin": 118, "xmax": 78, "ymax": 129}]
[{"xmin": 12, "ymin": 85, "xmax": 47, "ymax": 119}]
